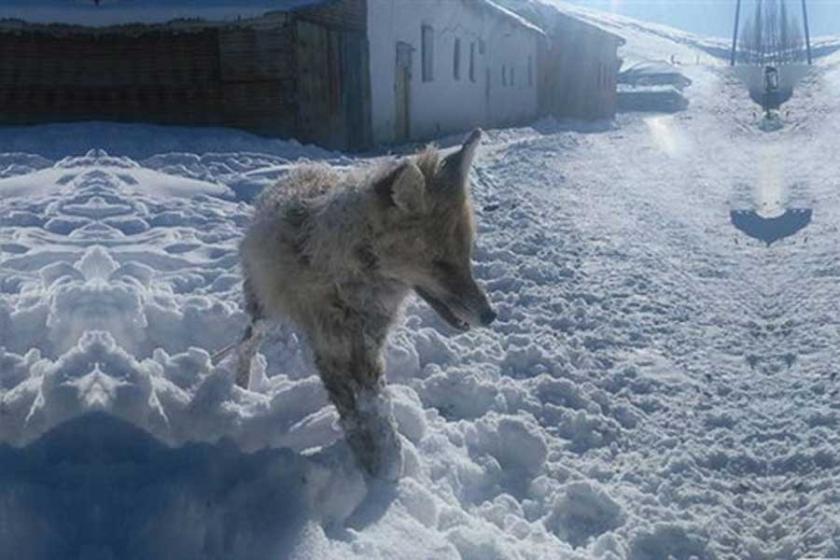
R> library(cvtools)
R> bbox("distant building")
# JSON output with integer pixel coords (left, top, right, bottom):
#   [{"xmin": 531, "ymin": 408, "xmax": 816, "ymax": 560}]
[
  {"xmin": 531, "ymin": 9, "xmax": 626, "ymax": 119},
  {"xmin": 0, "ymin": 0, "xmax": 624, "ymax": 150},
  {"xmin": 0, "ymin": 0, "xmax": 372, "ymax": 150},
  {"xmin": 368, "ymin": 0, "xmax": 545, "ymax": 145}
]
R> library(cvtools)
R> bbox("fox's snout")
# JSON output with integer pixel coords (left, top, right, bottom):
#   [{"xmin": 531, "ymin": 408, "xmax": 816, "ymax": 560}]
[
  {"xmin": 446, "ymin": 273, "xmax": 496, "ymax": 329},
  {"xmin": 464, "ymin": 283, "xmax": 496, "ymax": 327},
  {"xmin": 416, "ymin": 275, "xmax": 495, "ymax": 332}
]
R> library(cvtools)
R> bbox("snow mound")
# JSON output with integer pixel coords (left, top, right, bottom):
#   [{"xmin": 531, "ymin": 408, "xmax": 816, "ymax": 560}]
[
  {"xmin": 618, "ymin": 85, "xmax": 690, "ymax": 113},
  {"xmin": 0, "ymin": 133, "xmax": 612, "ymax": 559},
  {"xmin": 546, "ymin": 481, "xmax": 625, "ymax": 548},
  {"xmin": 619, "ymin": 61, "xmax": 693, "ymax": 90},
  {"xmin": 628, "ymin": 524, "xmax": 713, "ymax": 560}
]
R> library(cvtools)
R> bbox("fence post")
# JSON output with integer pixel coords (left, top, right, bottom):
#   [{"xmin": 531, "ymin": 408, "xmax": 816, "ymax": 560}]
[
  {"xmin": 802, "ymin": 0, "xmax": 813, "ymax": 64},
  {"xmin": 730, "ymin": 0, "xmax": 741, "ymax": 66}
]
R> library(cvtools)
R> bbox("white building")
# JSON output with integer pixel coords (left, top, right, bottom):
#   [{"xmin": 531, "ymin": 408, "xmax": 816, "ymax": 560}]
[{"xmin": 368, "ymin": 0, "xmax": 545, "ymax": 145}]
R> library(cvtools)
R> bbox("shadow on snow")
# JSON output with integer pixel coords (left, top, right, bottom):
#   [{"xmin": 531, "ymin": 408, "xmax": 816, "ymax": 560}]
[
  {"xmin": 730, "ymin": 208, "xmax": 812, "ymax": 246},
  {"xmin": 0, "ymin": 413, "xmax": 340, "ymax": 560}
]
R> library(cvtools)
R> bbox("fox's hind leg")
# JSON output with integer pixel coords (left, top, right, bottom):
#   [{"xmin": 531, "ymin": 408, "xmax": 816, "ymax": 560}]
[
  {"xmin": 235, "ymin": 321, "xmax": 266, "ymax": 388},
  {"xmin": 235, "ymin": 278, "xmax": 267, "ymax": 388}
]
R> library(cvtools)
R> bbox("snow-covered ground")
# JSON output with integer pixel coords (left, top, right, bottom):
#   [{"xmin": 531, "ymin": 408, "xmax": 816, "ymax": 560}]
[{"xmin": 3, "ymin": 7, "xmax": 840, "ymax": 560}]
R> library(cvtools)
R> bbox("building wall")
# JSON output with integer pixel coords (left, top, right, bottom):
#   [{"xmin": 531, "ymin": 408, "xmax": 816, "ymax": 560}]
[
  {"xmin": 297, "ymin": 0, "xmax": 367, "ymax": 30},
  {"xmin": 0, "ymin": 27, "xmax": 226, "ymax": 126},
  {"xmin": 293, "ymin": 18, "xmax": 371, "ymax": 149},
  {"xmin": 286, "ymin": 0, "xmax": 371, "ymax": 149},
  {"xmin": 538, "ymin": 16, "xmax": 621, "ymax": 120},
  {"xmin": 368, "ymin": 0, "xmax": 540, "ymax": 145},
  {"xmin": 217, "ymin": 21, "xmax": 299, "ymax": 136},
  {"xmin": 0, "ymin": 0, "xmax": 371, "ymax": 151},
  {"xmin": 0, "ymin": 23, "xmax": 307, "ymax": 135}
]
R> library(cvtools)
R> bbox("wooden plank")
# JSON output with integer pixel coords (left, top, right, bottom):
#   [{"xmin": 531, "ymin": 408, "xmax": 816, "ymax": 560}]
[
  {"xmin": 297, "ymin": 0, "xmax": 366, "ymax": 31},
  {"xmin": 0, "ymin": 28, "xmax": 224, "ymax": 124},
  {"xmin": 0, "ymin": 29, "xmax": 220, "ymax": 87},
  {"xmin": 295, "ymin": 19, "xmax": 348, "ymax": 148},
  {"xmin": 342, "ymin": 31, "xmax": 372, "ymax": 149},
  {"xmin": 219, "ymin": 26, "xmax": 295, "ymax": 82}
]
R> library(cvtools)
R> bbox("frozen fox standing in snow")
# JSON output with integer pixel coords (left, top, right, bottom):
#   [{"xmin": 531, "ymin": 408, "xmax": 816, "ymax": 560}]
[{"xmin": 236, "ymin": 129, "xmax": 495, "ymax": 479}]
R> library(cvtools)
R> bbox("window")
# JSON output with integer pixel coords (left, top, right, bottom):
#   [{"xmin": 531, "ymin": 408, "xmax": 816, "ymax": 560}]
[
  {"xmin": 469, "ymin": 42, "xmax": 476, "ymax": 82},
  {"xmin": 501, "ymin": 65, "xmax": 507, "ymax": 87},
  {"xmin": 422, "ymin": 25, "xmax": 434, "ymax": 82},
  {"xmin": 453, "ymin": 38, "xmax": 461, "ymax": 80},
  {"xmin": 528, "ymin": 55, "xmax": 533, "ymax": 87}
]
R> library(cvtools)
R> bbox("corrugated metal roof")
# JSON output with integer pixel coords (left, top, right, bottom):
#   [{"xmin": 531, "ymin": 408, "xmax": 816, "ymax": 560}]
[{"xmin": 0, "ymin": 0, "xmax": 334, "ymax": 27}]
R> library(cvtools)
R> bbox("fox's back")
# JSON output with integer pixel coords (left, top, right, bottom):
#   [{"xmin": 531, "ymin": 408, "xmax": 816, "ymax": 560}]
[
  {"xmin": 253, "ymin": 164, "xmax": 341, "ymax": 219},
  {"xmin": 241, "ymin": 163, "xmax": 360, "ymax": 322}
]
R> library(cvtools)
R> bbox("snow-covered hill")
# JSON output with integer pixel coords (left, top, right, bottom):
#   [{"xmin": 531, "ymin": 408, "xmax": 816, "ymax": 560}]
[
  {"xmin": 501, "ymin": 0, "xmax": 731, "ymax": 65},
  {"xmin": 505, "ymin": 0, "xmax": 840, "ymax": 69},
  {"xmin": 3, "ymin": 5, "xmax": 840, "ymax": 560}
]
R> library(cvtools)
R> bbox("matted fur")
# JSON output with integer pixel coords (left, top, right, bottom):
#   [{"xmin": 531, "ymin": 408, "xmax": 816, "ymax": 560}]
[{"xmin": 237, "ymin": 129, "xmax": 494, "ymax": 478}]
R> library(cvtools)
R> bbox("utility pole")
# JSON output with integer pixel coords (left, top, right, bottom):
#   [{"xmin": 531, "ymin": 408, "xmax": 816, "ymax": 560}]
[
  {"xmin": 731, "ymin": 0, "xmax": 742, "ymax": 65},
  {"xmin": 801, "ymin": 0, "xmax": 812, "ymax": 64}
]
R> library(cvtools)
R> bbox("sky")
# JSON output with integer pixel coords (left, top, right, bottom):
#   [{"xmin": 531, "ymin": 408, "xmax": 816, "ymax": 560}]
[{"xmin": 565, "ymin": 0, "xmax": 840, "ymax": 38}]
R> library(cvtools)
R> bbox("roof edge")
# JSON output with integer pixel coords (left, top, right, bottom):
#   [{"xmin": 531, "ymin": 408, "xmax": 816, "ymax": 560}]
[{"xmin": 480, "ymin": 0, "xmax": 547, "ymax": 36}]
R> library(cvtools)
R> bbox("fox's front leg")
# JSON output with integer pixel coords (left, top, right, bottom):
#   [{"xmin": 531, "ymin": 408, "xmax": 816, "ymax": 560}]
[{"xmin": 312, "ymin": 326, "xmax": 402, "ymax": 480}]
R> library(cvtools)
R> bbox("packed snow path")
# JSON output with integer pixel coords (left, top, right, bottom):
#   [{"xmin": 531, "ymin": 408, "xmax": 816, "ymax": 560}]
[{"xmin": 4, "ymin": 51, "xmax": 840, "ymax": 560}]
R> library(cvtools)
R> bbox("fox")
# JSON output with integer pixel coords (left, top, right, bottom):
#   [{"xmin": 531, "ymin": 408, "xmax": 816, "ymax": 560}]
[{"xmin": 235, "ymin": 129, "xmax": 495, "ymax": 479}]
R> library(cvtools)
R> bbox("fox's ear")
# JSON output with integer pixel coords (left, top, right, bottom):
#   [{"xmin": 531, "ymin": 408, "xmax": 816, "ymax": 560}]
[
  {"xmin": 374, "ymin": 161, "xmax": 427, "ymax": 214},
  {"xmin": 440, "ymin": 128, "xmax": 482, "ymax": 186}
]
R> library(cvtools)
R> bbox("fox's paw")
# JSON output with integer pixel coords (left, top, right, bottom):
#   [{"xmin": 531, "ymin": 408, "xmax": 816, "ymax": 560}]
[
  {"xmin": 343, "ymin": 390, "xmax": 404, "ymax": 481},
  {"xmin": 350, "ymin": 428, "xmax": 403, "ymax": 482}
]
